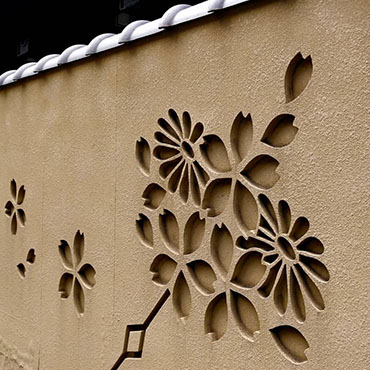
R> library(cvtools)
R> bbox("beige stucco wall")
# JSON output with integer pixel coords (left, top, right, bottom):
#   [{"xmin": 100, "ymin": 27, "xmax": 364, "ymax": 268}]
[{"xmin": 1, "ymin": 0, "xmax": 370, "ymax": 369}]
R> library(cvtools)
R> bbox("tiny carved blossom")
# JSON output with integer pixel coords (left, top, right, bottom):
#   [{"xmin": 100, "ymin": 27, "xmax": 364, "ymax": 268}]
[
  {"xmin": 203, "ymin": 222, "xmax": 260, "ymax": 342},
  {"xmin": 233, "ymin": 195, "xmax": 329, "ymax": 323},
  {"xmin": 5, "ymin": 179, "xmax": 26, "ymax": 235},
  {"xmin": 153, "ymin": 109, "xmax": 209, "ymax": 205},
  {"xmin": 200, "ymin": 112, "xmax": 297, "ymax": 235},
  {"xmin": 58, "ymin": 231, "xmax": 96, "ymax": 316},
  {"xmin": 148, "ymin": 209, "xmax": 212, "ymax": 322}
]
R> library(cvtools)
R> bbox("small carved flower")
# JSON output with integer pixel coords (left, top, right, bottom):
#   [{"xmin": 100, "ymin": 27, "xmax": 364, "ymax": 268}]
[
  {"xmin": 58, "ymin": 231, "xmax": 96, "ymax": 316},
  {"xmin": 200, "ymin": 112, "xmax": 297, "ymax": 234},
  {"xmin": 149, "ymin": 210, "xmax": 209, "ymax": 321},
  {"xmin": 153, "ymin": 109, "xmax": 209, "ymax": 205},
  {"xmin": 5, "ymin": 179, "xmax": 26, "ymax": 235},
  {"xmin": 203, "ymin": 223, "xmax": 260, "ymax": 342},
  {"xmin": 233, "ymin": 195, "xmax": 329, "ymax": 323}
]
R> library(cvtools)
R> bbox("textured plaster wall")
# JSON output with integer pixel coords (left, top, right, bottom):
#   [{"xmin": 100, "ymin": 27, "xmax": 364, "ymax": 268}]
[{"xmin": 0, "ymin": 0, "xmax": 370, "ymax": 369}]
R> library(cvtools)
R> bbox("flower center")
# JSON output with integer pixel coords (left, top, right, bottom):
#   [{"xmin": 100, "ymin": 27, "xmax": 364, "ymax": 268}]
[
  {"xmin": 277, "ymin": 236, "xmax": 296, "ymax": 261},
  {"xmin": 181, "ymin": 141, "xmax": 194, "ymax": 159}
]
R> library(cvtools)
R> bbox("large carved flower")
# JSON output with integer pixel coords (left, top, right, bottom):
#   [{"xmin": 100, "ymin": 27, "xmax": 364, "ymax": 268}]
[
  {"xmin": 148, "ymin": 209, "xmax": 215, "ymax": 322},
  {"xmin": 153, "ymin": 109, "xmax": 209, "ymax": 205},
  {"xmin": 58, "ymin": 231, "xmax": 96, "ymax": 316},
  {"xmin": 4, "ymin": 179, "xmax": 26, "ymax": 235},
  {"xmin": 200, "ymin": 112, "xmax": 297, "ymax": 234},
  {"xmin": 233, "ymin": 195, "xmax": 329, "ymax": 322}
]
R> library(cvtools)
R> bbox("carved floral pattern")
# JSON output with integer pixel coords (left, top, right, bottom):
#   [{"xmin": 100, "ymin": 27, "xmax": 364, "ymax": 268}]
[{"xmin": 4, "ymin": 179, "xmax": 26, "ymax": 235}]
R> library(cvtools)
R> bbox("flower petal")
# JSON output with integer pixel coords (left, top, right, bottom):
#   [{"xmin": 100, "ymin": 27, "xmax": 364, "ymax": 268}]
[
  {"xmin": 258, "ymin": 194, "xmax": 278, "ymax": 234},
  {"xmin": 10, "ymin": 179, "xmax": 17, "ymax": 201},
  {"xmin": 204, "ymin": 293, "xmax": 228, "ymax": 341},
  {"xmin": 17, "ymin": 263, "xmax": 26, "ymax": 278},
  {"xmin": 73, "ymin": 230, "xmax": 84, "ymax": 267},
  {"xmin": 78, "ymin": 264, "xmax": 96, "ymax": 289},
  {"xmin": 136, "ymin": 214, "xmax": 153, "ymax": 248},
  {"xmin": 193, "ymin": 161, "xmax": 209, "ymax": 186},
  {"xmin": 189, "ymin": 122, "xmax": 204, "ymax": 144},
  {"xmin": 168, "ymin": 109, "xmax": 183, "ymax": 137},
  {"xmin": 230, "ymin": 112, "xmax": 253, "ymax": 163},
  {"xmin": 142, "ymin": 183, "xmax": 166, "ymax": 210},
  {"xmin": 236, "ymin": 236, "xmax": 274, "ymax": 252},
  {"xmin": 289, "ymin": 217, "xmax": 309, "ymax": 241},
  {"xmin": 159, "ymin": 210, "xmax": 179, "ymax": 254},
  {"xmin": 233, "ymin": 180, "xmax": 258, "ymax": 232},
  {"xmin": 5, "ymin": 201, "xmax": 14, "ymax": 217},
  {"xmin": 200, "ymin": 135, "xmax": 231, "ymax": 173},
  {"xmin": 274, "ymin": 265, "xmax": 288, "ymax": 314},
  {"xmin": 17, "ymin": 209, "xmax": 26, "ymax": 227},
  {"xmin": 290, "ymin": 268, "xmax": 306, "ymax": 322},
  {"xmin": 231, "ymin": 251, "xmax": 266, "ymax": 288},
  {"xmin": 183, "ymin": 212, "xmax": 205, "ymax": 255},
  {"xmin": 241, "ymin": 155, "xmax": 280, "ymax": 189},
  {"xmin": 158, "ymin": 118, "xmax": 181, "ymax": 142},
  {"xmin": 179, "ymin": 164, "xmax": 189, "ymax": 203},
  {"xmin": 261, "ymin": 114, "xmax": 298, "ymax": 148},
  {"xmin": 153, "ymin": 145, "xmax": 180, "ymax": 160},
  {"xmin": 258, "ymin": 260, "xmax": 282, "ymax": 298},
  {"xmin": 58, "ymin": 240, "xmax": 73, "ymax": 269},
  {"xmin": 11, "ymin": 213, "xmax": 17, "ymax": 235},
  {"xmin": 150, "ymin": 254, "xmax": 177, "ymax": 285},
  {"xmin": 154, "ymin": 131, "xmax": 179, "ymax": 147},
  {"xmin": 285, "ymin": 52, "xmax": 313, "ymax": 103},
  {"xmin": 299, "ymin": 255, "xmax": 329, "ymax": 282},
  {"xmin": 230, "ymin": 290, "xmax": 260, "ymax": 341},
  {"xmin": 202, "ymin": 178, "xmax": 232, "ymax": 217},
  {"xmin": 187, "ymin": 260, "xmax": 216, "ymax": 295},
  {"xmin": 172, "ymin": 272, "xmax": 191, "ymax": 321},
  {"xmin": 190, "ymin": 165, "xmax": 201, "ymax": 206},
  {"xmin": 17, "ymin": 185, "xmax": 26, "ymax": 205},
  {"xmin": 270, "ymin": 325, "xmax": 309, "ymax": 364},
  {"xmin": 26, "ymin": 248, "xmax": 36, "ymax": 264},
  {"xmin": 210, "ymin": 224, "xmax": 233, "ymax": 279},
  {"xmin": 73, "ymin": 278, "xmax": 85, "ymax": 315},
  {"xmin": 168, "ymin": 160, "xmax": 185, "ymax": 193},
  {"xmin": 278, "ymin": 200, "xmax": 291, "ymax": 234},
  {"xmin": 297, "ymin": 237, "xmax": 324, "ymax": 255},
  {"xmin": 136, "ymin": 137, "xmax": 151, "ymax": 176},
  {"xmin": 58, "ymin": 272, "xmax": 73, "ymax": 299},
  {"xmin": 181, "ymin": 111, "xmax": 191, "ymax": 139},
  {"xmin": 295, "ymin": 264, "xmax": 324, "ymax": 310},
  {"xmin": 159, "ymin": 155, "xmax": 182, "ymax": 179}
]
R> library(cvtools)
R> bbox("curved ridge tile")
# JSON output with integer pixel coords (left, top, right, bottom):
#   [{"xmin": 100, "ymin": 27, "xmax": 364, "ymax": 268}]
[
  {"xmin": 159, "ymin": 4, "xmax": 192, "ymax": 28},
  {"xmin": 34, "ymin": 54, "xmax": 60, "ymax": 72},
  {"xmin": 208, "ymin": 0, "xmax": 226, "ymax": 11},
  {"xmin": 118, "ymin": 20, "xmax": 150, "ymax": 43},
  {"xmin": 0, "ymin": 70, "xmax": 16, "ymax": 86},
  {"xmin": 86, "ymin": 33, "xmax": 115, "ymax": 55},
  {"xmin": 13, "ymin": 62, "xmax": 37, "ymax": 81},
  {"xmin": 58, "ymin": 44, "xmax": 86, "ymax": 65}
]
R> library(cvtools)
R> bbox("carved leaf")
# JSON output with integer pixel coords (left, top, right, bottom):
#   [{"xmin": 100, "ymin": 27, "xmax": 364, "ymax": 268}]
[
  {"xmin": 187, "ymin": 260, "xmax": 216, "ymax": 295},
  {"xmin": 200, "ymin": 135, "xmax": 231, "ymax": 173},
  {"xmin": 230, "ymin": 112, "xmax": 253, "ymax": 163},
  {"xmin": 262, "ymin": 114, "xmax": 298, "ymax": 148},
  {"xmin": 230, "ymin": 290, "xmax": 260, "ymax": 341},
  {"xmin": 285, "ymin": 53, "xmax": 313, "ymax": 103},
  {"xmin": 270, "ymin": 325, "xmax": 309, "ymax": 364},
  {"xmin": 204, "ymin": 293, "xmax": 228, "ymax": 341}
]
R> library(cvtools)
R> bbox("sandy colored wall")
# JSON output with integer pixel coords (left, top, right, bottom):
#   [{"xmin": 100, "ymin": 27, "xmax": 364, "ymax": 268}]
[{"xmin": 0, "ymin": 0, "xmax": 370, "ymax": 369}]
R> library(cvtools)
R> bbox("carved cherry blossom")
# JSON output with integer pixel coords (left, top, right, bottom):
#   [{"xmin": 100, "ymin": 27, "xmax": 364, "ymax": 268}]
[
  {"xmin": 150, "ymin": 210, "xmax": 211, "ymax": 322},
  {"xmin": 58, "ymin": 231, "xmax": 96, "ymax": 316},
  {"xmin": 235, "ymin": 195, "xmax": 329, "ymax": 322},
  {"xmin": 4, "ymin": 179, "xmax": 26, "ymax": 235},
  {"xmin": 204, "ymin": 223, "xmax": 260, "ymax": 342},
  {"xmin": 153, "ymin": 109, "xmax": 209, "ymax": 205}
]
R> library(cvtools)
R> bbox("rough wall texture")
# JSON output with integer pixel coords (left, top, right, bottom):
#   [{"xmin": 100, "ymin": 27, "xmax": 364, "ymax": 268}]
[{"xmin": 0, "ymin": 0, "xmax": 370, "ymax": 369}]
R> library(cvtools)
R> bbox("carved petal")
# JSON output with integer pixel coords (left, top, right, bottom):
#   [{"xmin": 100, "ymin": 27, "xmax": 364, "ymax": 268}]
[
  {"xmin": 78, "ymin": 264, "xmax": 96, "ymax": 289},
  {"xmin": 58, "ymin": 272, "xmax": 73, "ymax": 299},
  {"xmin": 262, "ymin": 114, "xmax": 298, "ymax": 148},
  {"xmin": 241, "ymin": 155, "xmax": 280, "ymax": 189},
  {"xmin": 172, "ymin": 272, "xmax": 191, "ymax": 321},
  {"xmin": 187, "ymin": 260, "xmax": 216, "ymax": 295},
  {"xmin": 270, "ymin": 325, "xmax": 309, "ymax": 364},
  {"xmin": 204, "ymin": 293, "xmax": 228, "ymax": 341},
  {"xmin": 159, "ymin": 210, "xmax": 180, "ymax": 254},
  {"xmin": 202, "ymin": 178, "xmax": 232, "ymax": 217},
  {"xmin": 136, "ymin": 137, "xmax": 151, "ymax": 176},
  {"xmin": 73, "ymin": 278, "xmax": 85, "ymax": 315},
  {"xmin": 73, "ymin": 230, "xmax": 84, "ymax": 267},
  {"xmin": 200, "ymin": 135, "xmax": 231, "ymax": 173},
  {"xmin": 17, "ymin": 185, "xmax": 26, "ymax": 205},
  {"xmin": 150, "ymin": 254, "xmax": 177, "ymax": 285},
  {"xmin": 58, "ymin": 240, "xmax": 73, "ymax": 269},
  {"xmin": 230, "ymin": 290, "xmax": 260, "ymax": 341},
  {"xmin": 142, "ymin": 183, "xmax": 166, "ymax": 210},
  {"xmin": 136, "ymin": 214, "xmax": 153, "ymax": 248},
  {"xmin": 230, "ymin": 112, "xmax": 253, "ymax": 163},
  {"xmin": 183, "ymin": 212, "xmax": 205, "ymax": 254}
]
